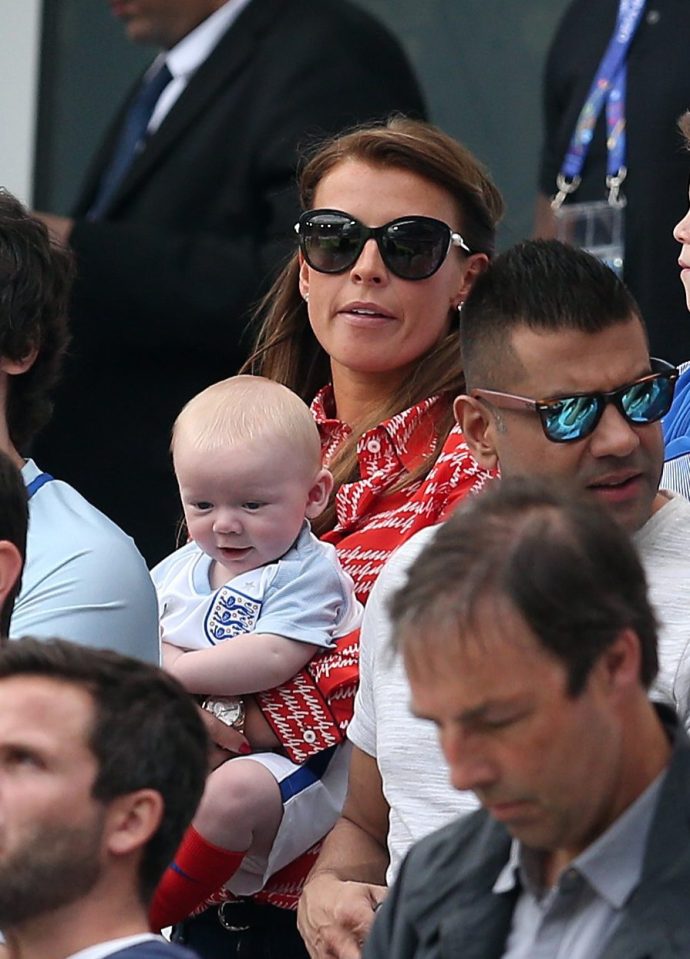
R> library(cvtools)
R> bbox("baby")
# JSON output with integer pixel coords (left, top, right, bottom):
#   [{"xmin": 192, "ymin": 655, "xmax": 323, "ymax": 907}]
[{"xmin": 149, "ymin": 375, "xmax": 361, "ymax": 930}]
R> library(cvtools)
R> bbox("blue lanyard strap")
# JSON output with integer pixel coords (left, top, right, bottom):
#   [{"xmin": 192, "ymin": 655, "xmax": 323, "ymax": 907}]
[
  {"xmin": 553, "ymin": 0, "xmax": 647, "ymax": 208},
  {"xmin": 26, "ymin": 472, "xmax": 54, "ymax": 500}
]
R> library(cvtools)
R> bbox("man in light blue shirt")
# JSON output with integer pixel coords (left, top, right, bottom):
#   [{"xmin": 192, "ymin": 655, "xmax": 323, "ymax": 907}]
[{"xmin": 0, "ymin": 190, "xmax": 158, "ymax": 663}]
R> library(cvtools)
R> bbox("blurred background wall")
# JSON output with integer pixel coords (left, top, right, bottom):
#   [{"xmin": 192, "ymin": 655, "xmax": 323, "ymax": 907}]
[
  {"xmin": 8, "ymin": 0, "xmax": 571, "ymax": 247},
  {"xmin": 1, "ymin": 0, "xmax": 42, "ymax": 201}
]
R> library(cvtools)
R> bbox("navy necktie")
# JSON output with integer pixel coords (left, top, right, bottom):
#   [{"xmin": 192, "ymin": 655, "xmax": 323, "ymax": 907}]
[{"xmin": 88, "ymin": 62, "xmax": 173, "ymax": 221}]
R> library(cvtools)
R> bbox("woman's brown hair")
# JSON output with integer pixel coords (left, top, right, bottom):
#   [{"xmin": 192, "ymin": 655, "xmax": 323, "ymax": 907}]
[{"xmin": 243, "ymin": 117, "xmax": 504, "ymax": 533}]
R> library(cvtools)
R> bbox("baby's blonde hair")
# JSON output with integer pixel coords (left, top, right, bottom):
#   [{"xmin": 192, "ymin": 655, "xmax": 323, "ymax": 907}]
[{"xmin": 172, "ymin": 375, "xmax": 322, "ymax": 475}]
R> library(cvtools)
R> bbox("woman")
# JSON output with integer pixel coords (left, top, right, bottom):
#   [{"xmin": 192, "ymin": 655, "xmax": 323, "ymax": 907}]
[
  {"xmin": 175, "ymin": 117, "xmax": 503, "ymax": 959},
  {"xmin": 247, "ymin": 116, "xmax": 504, "ymax": 602},
  {"xmin": 665, "ymin": 111, "xmax": 690, "ymax": 496}
]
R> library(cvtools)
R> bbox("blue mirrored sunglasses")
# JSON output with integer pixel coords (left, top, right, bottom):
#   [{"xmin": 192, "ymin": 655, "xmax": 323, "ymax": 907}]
[{"xmin": 471, "ymin": 358, "xmax": 679, "ymax": 443}]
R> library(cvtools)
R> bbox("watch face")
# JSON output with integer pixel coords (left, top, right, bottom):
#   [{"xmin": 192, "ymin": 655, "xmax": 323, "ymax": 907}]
[{"xmin": 203, "ymin": 696, "xmax": 245, "ymax": 729}]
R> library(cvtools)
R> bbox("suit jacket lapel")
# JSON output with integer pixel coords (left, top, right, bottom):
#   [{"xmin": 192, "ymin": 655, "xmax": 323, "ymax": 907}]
[
  {"xmin": 93, "ymin": 0, "xmax": 284, "ymax": 215},
  {"xmin": 601, "ymin": 711, "xmax": 690, "ymax": 959},
  {"xmin": 412, "ymin": 816, "xmax": 516, "ymax": 959},
  {"xmin": 439, "ymin": 886, "xmax": 517, "ymax": 959}
]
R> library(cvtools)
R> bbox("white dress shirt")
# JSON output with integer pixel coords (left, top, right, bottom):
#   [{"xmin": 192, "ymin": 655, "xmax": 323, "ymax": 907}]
[{"xmin": 148, "ymin": 0, "xmax": 254, "ymax": 133}]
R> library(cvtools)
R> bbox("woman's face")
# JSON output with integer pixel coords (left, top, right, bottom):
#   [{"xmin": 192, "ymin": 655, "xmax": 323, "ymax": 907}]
[
  {"xmin": 299, "ymin": 159, "xmax": 487, "ymax": 395},
  {"xmin": 673, "ymin": 185, "xmax": 690, "ymax": 310}
]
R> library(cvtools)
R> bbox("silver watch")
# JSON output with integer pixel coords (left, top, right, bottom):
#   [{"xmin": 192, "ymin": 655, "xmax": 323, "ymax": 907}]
[{"xmin": 202, "ymin": 696, "xmax": 246, "ymax": 734}]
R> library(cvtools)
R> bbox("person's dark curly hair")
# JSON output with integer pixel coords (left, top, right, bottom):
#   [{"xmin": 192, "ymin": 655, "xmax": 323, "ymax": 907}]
[{"xmin": 0, "ymin": 190, "xmax": 73, "ymax": 452}]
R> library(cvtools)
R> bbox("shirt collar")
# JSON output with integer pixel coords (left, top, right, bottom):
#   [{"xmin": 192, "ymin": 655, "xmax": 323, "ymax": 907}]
[
  {"xmin": 574, "ymin": 770, "xmax": 665, "ymax": 907},
  {"xmin": 311, "ymin": 385, "xmax": 345, "ymax": 433},
  {"xmin": 164, "ymin": 0, "xmax": 253, "ymax": 80},
  {"xmin": 492, "ymin": 769, "xmax": 666, "ymax": 908},
  {"xmin": 20, "ymin": 457, "xmax": 40, "ymax": 486},
  {"xmin": 311, "ymin": 385, "xmax": 444, "ymax": 471}
]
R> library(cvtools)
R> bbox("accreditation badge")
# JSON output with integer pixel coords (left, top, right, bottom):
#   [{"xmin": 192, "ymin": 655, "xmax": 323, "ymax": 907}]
[{"xmin": 553, "ymin": 199, "xmax": 625, "ymax": 278}]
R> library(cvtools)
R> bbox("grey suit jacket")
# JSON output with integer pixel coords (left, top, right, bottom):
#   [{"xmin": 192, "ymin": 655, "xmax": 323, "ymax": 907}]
[{"xmin": 365, "ymin": 709, "xmax": 690, "ymax": 959}]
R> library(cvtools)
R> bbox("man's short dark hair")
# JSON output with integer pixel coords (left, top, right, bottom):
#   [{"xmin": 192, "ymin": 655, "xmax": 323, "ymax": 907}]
[
  {"xmin": 0, "ymin": 638, "xmax": 208, "ymax": 902},
  {"xmin": 460, "ymin": 239, "xmax": 645, "ymax": 389},
  {"xmin": 390, "ymin": 477, "xmax": 658, "ymax": 695},
  {"xmin": 0, "ymin": 451, "xmax": 27, "ymax": 634},
  {"xmin": 0, "ymin": 191, "xmax": 72, "ymax": 451}
]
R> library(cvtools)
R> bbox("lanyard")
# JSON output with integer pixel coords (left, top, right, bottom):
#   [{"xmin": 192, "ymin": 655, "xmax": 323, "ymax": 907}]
[{"xmin": 552, "ymin": 0, "xmax": 647, "ymax": 209}]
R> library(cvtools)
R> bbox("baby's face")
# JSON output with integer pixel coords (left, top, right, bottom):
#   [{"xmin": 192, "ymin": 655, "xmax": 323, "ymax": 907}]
[{"xmin": 174, "ymin": 437, "xmax": 316, "ymax": 580}]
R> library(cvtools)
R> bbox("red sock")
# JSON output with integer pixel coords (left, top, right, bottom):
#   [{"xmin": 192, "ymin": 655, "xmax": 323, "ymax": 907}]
[{"xmin": 149, "ymin": 826, "xmax": 245, "ymax": 931}]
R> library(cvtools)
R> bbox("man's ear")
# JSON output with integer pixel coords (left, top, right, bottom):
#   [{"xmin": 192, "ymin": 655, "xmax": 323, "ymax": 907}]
[
  {"xmin": 596, "ymin": 628, "xmax": 644, "ymax": 697},
  {"xmin": 305, "ymin": 468, "xmax": 334, "ymax": 520},
  {"xmin": 0, "ymin": 346, "xmax": 39, "ymax": 377},
  {"xmin": 104, "ymin": 789, "xmax": 164, "ymax": 859},
  {"xmin": 452, "ymin": 253, "xmax": 489, "ymax": 310},
  {"xmin": 453, "ymin": 394, "xmax": 499, "ymax": 471}
]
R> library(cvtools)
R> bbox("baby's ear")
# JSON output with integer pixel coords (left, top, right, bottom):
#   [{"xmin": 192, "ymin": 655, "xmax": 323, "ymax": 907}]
[{"xmin": 305, "ymin": 468, "xmax": 334, "ymax": 519}]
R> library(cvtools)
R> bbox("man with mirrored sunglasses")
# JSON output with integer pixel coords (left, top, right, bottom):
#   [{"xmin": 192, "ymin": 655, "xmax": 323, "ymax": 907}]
[
  {"xmin": 297, "ymin": 239, "xmax": 690, "ymax": 959},
  {"xmin": 455, "ymin": 239, "xmax": 690, "ymax": 722}
]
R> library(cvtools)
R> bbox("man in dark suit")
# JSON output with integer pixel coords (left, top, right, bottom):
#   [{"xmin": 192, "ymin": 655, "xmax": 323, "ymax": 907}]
[
  {"xmin": 366, "ymin": 477, "xmax": 687, "ymax": 959},
  {"xmin": 34, "ymin": 0, "xmax": 425, "ymax": 563},
  {"xmin": 0, "ymin": 637, "xmax": 208, "ymax": 959}
]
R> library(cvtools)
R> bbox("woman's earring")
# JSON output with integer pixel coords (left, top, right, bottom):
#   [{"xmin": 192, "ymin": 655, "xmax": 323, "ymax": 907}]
[
  {"xmin": 456, "ymin": 301, "xmax": 463, "ymax": 315},
  {"xmin": 302, "ymin": 292, "xmax": 309, "ymax": 303}
]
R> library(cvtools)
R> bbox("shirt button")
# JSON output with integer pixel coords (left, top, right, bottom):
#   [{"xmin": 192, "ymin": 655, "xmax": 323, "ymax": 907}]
[
  {"xmin": 366, "ymin": 439, "xmax": 381, "ymax": 454},
  {"xmin": 303, "ymin": 730, "xmax": 317, "ymax": 744}
]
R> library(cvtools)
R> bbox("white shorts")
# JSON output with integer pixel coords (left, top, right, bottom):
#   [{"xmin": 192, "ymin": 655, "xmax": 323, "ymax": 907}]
[{"xmin": 227, "ymin": 740, "xmax": 351, "ymax": 896}]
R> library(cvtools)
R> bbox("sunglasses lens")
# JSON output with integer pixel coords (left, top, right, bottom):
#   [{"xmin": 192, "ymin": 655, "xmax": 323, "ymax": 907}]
[
  {"xmin": 298, "ymin": 212, "xmax": 454, "ymax": 279},
  {"xmin": 621, "ymin": 375, "xmax": 675, "ymax": 424},
  {"xmin": 542, "ymin": 395, "xmax": 601, "ymax": 442},
  {"xmin": 300, "ymin": 213, "xmax": 362, "ymax": 273},
  {"xmin": 381, "ymin": 219, "xmax": 450, "ymax": 279}
]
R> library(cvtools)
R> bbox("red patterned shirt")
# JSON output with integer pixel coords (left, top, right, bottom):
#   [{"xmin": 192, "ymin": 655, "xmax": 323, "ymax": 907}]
[
  {"xmin": 243, "ymin": 388, "xmax": 495, "ymax": 908},
  {"xmin": 313, "ymin": 385, "xmax": 494, "ymax": 603}
]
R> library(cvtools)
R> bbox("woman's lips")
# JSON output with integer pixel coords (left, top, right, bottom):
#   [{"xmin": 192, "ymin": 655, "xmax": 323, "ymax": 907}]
[
  {"xmin": 337, "ymin": 302, "xmax": 397, "ymax": 327},
  {"xmin": 339, "ymin": 301, "xmax": 396, "ymax": 319}
]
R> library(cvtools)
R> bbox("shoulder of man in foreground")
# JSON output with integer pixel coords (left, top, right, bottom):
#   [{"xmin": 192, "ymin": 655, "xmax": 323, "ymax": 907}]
[
  {"xmin": 362, "ymin": 809, "xmax": 511, "ymax": 959},
  {"xmin": 365, "ymin": 714, "xmax": 690, "ymax": 959},
  {"xmin": 11, "ymin": 462, "xmax": 159, "ymax": 664},
  {"xmin": 635, "ymin": 492, "xmax": 690, "ymax": 730}
]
